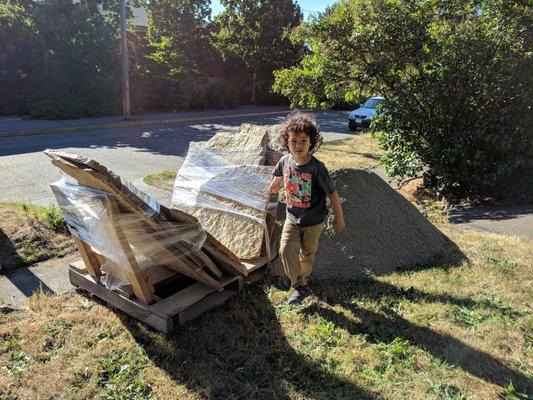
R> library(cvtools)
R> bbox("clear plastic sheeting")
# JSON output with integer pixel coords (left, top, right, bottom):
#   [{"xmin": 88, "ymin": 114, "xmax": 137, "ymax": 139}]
[
  {"xmin": 50, "ymin": 175, "xmax": 206, "ymax": 290},
  {"xmin": 171, "ymin": 139, "xmax": 280, "ymax": 260},
  {"xmin": 172, "ymin": 143, "xmax": 276, "ymax": 215}
]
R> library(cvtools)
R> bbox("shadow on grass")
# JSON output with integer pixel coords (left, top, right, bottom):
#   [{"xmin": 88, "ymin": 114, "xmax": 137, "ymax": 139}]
[
  {"xmin": 303, "ymin": 278, "xmax": 532, "ymax": 399},
  {"xmin": 123, "ymin": 283, "xmax": 384, "ymax": 400},
  {"xmin": 0, "ymin": 228, "xmax": 25, "ymax": 272},
  {"xmin": 0, "ymin": 228, "xmax": 54, "ymax": 301}
]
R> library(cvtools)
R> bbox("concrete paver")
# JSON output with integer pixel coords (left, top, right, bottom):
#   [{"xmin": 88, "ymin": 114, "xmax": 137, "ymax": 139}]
[{"xmin": 0, "ymin": 253, "xmax": 79, "ymax": 309}]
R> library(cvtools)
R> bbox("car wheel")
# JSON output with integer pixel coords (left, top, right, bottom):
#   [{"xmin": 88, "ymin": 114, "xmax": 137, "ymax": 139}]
[{"xmin": 348, "ymin": 121, "xmax": 357, "ymax": 131}]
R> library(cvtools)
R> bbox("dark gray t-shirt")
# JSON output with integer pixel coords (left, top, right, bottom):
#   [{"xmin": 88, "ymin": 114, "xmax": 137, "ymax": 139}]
[{"xmin": 273, "ymin": 154, "xmax": 336, "ymax": 227}]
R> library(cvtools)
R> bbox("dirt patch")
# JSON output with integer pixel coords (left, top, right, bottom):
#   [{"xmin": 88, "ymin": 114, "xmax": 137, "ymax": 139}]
[{"xmin": 0, "ymin": 203, "xmax": 75, "ymax": 272}]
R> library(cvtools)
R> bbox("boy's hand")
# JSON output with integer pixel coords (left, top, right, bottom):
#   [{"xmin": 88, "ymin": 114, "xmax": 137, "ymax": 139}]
[
  {"xmin": 269, "ymin": 177, "xmax": 282, "ymax": 194},
  {"xmin": 333, "ymin": 216, "xmax": 346, "ymax": 233},
  {"xmin": 328, "ymin": 192, "xmax": 346, "ymax": 233}
]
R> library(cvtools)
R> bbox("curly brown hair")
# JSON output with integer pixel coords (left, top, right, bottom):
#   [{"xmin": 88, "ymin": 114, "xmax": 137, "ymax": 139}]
[{"xmin": 279, "ymin": 110, "xmax": 322, "ymax": 152}]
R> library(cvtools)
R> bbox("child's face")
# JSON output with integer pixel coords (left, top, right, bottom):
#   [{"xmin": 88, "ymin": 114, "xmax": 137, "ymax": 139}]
[{"xmin": 287, "ymin": 131, "xmax": 311, "ymax": 157}]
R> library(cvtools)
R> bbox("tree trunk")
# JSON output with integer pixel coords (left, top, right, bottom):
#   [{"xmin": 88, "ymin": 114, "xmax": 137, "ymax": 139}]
[{"xmin": 250, "ymin": 72, "xmax": 256, "ymax": 105}]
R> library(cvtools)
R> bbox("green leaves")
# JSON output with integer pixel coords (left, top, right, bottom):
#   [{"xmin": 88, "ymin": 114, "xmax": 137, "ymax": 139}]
[
  {"xmin": 275, "ymin": 0, "xmax": 532, "ymax": 200},
  {"xmin": 212, "ymin": 0, "xmax": 303, "ymax": 87},
  {"xmin": 0, "ymin": 0, "xmax": 122, "ymax": 118}
]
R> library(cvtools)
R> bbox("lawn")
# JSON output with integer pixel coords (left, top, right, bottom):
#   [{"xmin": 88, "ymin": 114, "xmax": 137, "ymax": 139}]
[
  {"xmin": 1, "ymin": 134, "xmax": 531, "ymax": 399},
  {"xmin": 0, "ymin": 210, "xmax": 531, "ymax": 399},
  {"xmin": 0, "ymin": 202, "xmax": 73, "ymax": 272}
]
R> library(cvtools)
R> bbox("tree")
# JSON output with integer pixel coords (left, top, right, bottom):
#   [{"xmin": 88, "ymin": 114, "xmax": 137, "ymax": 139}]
[
  {"xmin": 0, "ymin": 0, "xmax": 122, "ymax": 119},
  {"xmin": 274, "ymin": 0, "xmax": 532, "ymax": 200},
  {"xmin": 212, "ymin": 0, "xmax": 303, "ymax": 104},
  {"xmin": 273, "ymin": 3, "xmax": 370, "ymax": 109},
  {"xmin": 142, "ymin": 0, "xmax": 244, "ymax": 110},
  {"xmin": 0, "ymin": 0, "xmax": 41, "ymax": 115},
  {"xmin": 146, "ymin": 0, "xmax": 212, "ymax": 82}
]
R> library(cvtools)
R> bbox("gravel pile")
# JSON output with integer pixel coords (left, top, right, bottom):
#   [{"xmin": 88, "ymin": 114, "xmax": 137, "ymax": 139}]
[{"xmin": 271, "ymin": 169, "xmax": 454, "ymax": 280}]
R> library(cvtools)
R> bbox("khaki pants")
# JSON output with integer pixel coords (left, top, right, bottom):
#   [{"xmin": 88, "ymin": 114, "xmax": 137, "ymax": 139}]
[{"xmin": 279, "ymin": 219, "xmax": 325, "ymax": 288}]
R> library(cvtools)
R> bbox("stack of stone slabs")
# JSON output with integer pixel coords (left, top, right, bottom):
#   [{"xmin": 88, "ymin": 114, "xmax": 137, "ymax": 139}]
[{"xmin": 172, "ymin": 124, "xmax": 282, "ymax": 261}]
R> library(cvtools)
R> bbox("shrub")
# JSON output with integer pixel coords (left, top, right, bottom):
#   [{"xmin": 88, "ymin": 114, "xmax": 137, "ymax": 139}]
[{"xmin": 274, "ymin": 0, "xmax": 532, "ymax": 200}]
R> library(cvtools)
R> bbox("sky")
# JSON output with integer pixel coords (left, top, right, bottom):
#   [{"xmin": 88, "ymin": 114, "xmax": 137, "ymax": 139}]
[{"xmin": 210, "ymin": 0, "xmax": 338, "ymax": 17}]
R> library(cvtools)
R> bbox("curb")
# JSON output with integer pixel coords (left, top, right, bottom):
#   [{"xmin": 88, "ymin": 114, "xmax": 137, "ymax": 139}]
[{"xmin": 0, "ymin": 110, "xmax": 290, "ymax": 138}]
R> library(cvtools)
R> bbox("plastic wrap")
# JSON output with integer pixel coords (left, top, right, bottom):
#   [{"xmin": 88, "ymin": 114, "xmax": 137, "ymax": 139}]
[
  {"xmin": 50, "ymin": 175, "xmax": 206, "ymax": 290},
  {"xmin": 172, "ymin": 140, "xmax": 280, "ymax": 260}
]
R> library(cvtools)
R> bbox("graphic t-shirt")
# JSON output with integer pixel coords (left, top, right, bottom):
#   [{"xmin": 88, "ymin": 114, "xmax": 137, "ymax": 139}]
[{"xmin": 273, "ymin": 154, "xmax": 336, "ymax": 227}]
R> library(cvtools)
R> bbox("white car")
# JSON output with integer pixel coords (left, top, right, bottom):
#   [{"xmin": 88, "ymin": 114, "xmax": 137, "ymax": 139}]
[{"xmin": 348, "ymin": 96, "xmax": 385, "ymax": 131}]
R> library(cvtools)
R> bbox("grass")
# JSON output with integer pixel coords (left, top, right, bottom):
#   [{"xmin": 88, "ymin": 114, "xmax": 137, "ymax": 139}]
[
  {"xmin": 317, "ymin": 133, "xmax": 383, "ymax": 171},
  {"xmin": 143, "ymin": 170, "xmax": 178, "ymax": 192},
  {"xmin": 143, "ymin": 133, "xmax": 384, "ymax": 193},
  {"xmin": 0, "ymin": 206, "xmax": 531, "ymax": 399},
  {"xmin": 0, "ymin": 202, "xmax": 75, "ymax": 272}
]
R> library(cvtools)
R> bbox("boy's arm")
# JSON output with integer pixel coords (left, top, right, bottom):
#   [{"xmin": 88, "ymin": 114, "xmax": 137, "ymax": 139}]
[
  {"xmin": 328, "ymin": 192, "xmax": 346, "ymax": 233},
  {"xmin": 269, "ymin": 176, "xmax": 283, "ymax": 194}
]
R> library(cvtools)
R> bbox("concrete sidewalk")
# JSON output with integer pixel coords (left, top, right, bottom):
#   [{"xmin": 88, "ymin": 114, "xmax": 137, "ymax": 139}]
[
  {"xmin": 0, "ymin": 253, "xmax": 79, "ymax": 309},
  {"xmin": 448, "ymin": 204, "xmax": 533, "ymax": 241},
  {"xmin": 0, "ymin": 106, "xmax": 290, "ymax": 138}
]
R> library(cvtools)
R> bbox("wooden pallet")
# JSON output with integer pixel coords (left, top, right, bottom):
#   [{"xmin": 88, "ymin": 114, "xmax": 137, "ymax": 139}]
[{"xmin": 69, "ymin": 261, "xmax": 269, "ymax": 332}]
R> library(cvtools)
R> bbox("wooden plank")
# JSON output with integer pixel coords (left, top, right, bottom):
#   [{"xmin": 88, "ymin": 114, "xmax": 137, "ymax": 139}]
[
  {"xmin": 177, "ymin": 278, "xmax": 242, "ymax": 325},
  {"xmin": 203, "ymin": 244, "xmax": 248, "ymax": 276},
  {"xmin": 188, "ymin": 250, "xmax": 222, "ymax": 279},
  {"xmin": 68, "ymin": 266, "xmax": 171, "ymax": 332},
  {"xmin": 127, "ymin": 220, "xmax": 224, "ymax": 291},
  {"xmin": 69, "ymin": 229, "xmax": 102, "ymax": 277},
  {"xmin": 91, "ymin": 249, "xmax": 108, "ymax": 268},
  {"xmin": 151, "ymin": 275, "xmax": 240, "ymax": 317},
  {"xmin": 70, "ymin": 260, "xmax": 87, "ymax": 273},
  {"xmin": 113, "ymin": 284, "xmax": 135, "ymax": 299},
  {"xmin": 141, "ymin": 264, "xmax": 178, "ymax": 287},
  {"xmin": 48, "ymin": 152, "xmax": 224, "ymax": 291},
  {"xmin": 244, "ymin": 264, "xmax": 269, "ymax": 284},
  {"xmin": 240, "ymin": 256, "xmax": 269, "ymax": 274},
  {"xmin": 142, "ymin": 244, "xmax": 224, "ymax": 292},
  {"xmin": 106, "ymin": 198, "xmax": 154, "ymax": 304}
]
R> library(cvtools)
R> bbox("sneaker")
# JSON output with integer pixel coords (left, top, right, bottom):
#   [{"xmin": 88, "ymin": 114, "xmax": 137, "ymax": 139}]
[
  {"xmin": 276, "ymin": 276, "xmax": 291, "ymax": 292},
  {"xmin": 287, "ymin": 286, "xmax": 313, "ymax": 304}
]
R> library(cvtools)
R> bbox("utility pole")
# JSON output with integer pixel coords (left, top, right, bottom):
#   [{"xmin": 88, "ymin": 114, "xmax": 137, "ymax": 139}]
[{"xmin": 120, "ymin": 0, "xmax": 131, "ymax": 120}]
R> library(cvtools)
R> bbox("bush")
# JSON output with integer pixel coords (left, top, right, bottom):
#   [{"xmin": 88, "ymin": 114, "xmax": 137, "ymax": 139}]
[
  {"xmin": 0, "ymin": 0, "xmax": 122, "ymax": 119},
  {"xmin": 274, "ymin": 0, "xmax": 532, "ymax": 201},
  {"xmin": 369, "ymin": 0, "xmax": 532, "ymax": 200}
]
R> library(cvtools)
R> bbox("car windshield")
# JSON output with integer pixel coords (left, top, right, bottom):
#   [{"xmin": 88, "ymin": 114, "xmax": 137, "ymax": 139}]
[{"xmin": 362, "ymin": 98, "xmax": 384, "ymax": 109}]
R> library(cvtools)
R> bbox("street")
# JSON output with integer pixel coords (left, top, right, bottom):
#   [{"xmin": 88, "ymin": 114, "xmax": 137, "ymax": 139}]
[{"xmin": 0, "ymin": 107, "xmax": 352, "ymax": 205}]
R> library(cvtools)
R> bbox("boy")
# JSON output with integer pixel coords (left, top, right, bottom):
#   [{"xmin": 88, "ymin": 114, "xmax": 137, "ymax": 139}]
[{"xmin": 269, "ymin": 111, "xmax": 345, "ymax": 304}]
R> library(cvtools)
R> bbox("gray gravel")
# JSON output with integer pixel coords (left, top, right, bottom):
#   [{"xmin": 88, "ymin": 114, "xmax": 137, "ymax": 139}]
[{"xmin": 271, "ymin": 169, "xmax": 456, "ymax": 280}]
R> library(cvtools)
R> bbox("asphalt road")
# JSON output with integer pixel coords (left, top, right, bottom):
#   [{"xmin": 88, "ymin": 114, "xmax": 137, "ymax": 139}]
[{"xmin": 0, "ymin": 107, "xmax": 353, "ymax": 205}]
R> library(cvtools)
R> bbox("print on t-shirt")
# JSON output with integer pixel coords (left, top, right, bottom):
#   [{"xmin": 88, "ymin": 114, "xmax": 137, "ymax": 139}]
[{"xmin": 284, "ymin": 167, "xmax": 312, "ymax": 208}]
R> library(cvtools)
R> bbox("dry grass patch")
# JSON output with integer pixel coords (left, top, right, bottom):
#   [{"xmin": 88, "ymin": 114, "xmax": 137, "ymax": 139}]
[
  {"xmin": 0, "ymin": 206, "xmax": 531, "ymax": 399},
  {"xmin": 143, "ymin": 170, "xmax": 177, "ymax": 192},
  {"xmin": 0, "ymin": 202, "xmax": 74, "ymax": 272},
  {"xmin": 316, "ymin": 133, "xmax": 383, "ymax": 171}
]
